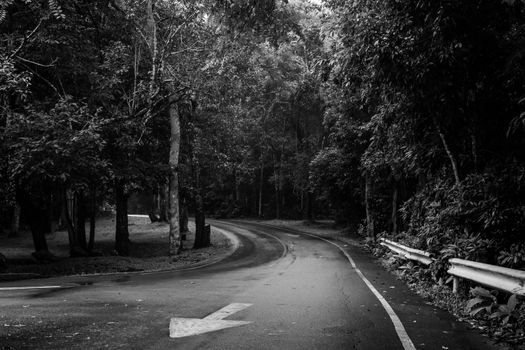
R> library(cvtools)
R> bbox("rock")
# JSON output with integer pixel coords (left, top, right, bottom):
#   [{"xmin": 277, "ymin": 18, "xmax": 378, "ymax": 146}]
[{"xmin": 148, "ymin": 213, "xmax": 160, "ymax": 223}]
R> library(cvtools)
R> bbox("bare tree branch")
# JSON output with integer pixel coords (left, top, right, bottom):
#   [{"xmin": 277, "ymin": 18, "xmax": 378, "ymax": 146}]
[
  {"xmin": 9, "ymin": 18, "xmax": 43, "ymax": 59},
  {"xmin": 15, "ymin": 56, "xmax": 57, "ymax": 67},
  {"xmin": 18, "ymin": 62, "xmax": 62, "ymax": 98}
]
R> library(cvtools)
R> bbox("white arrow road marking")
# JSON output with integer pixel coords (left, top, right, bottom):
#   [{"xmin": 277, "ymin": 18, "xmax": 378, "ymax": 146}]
[
  {"xmin": 169, "ymin": 303, "xmax": 252, "ymax": 338},
  {"xmin": 203, "ymin": 303, "xmax": 252, "ymax": 320},
  {"xmin": 0, "ymin": 285, "xmax": 62, "ymax": 291}
]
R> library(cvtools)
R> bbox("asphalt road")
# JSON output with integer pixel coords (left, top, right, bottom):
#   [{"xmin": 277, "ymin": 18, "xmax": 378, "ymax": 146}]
[{"xmin": 0, "ymin": 220, "xmax": 502, "ymax": 350}]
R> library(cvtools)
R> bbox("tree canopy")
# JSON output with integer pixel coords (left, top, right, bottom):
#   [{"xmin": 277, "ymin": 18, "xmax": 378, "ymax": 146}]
[{"xmin": 1, "ymin": 0, "xmax": 525, "ymax": 269}]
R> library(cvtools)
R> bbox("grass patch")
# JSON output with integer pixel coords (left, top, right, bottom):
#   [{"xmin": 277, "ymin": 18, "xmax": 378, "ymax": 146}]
[{"xmin": 0, "ymin": 216, "xmax": 231, "ymax": 280}]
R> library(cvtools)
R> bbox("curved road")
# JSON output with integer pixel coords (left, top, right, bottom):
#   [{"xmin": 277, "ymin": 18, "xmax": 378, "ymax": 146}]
[{"xmin": 0, "ymin": 221, "xmax": 501, "ymax": 349}]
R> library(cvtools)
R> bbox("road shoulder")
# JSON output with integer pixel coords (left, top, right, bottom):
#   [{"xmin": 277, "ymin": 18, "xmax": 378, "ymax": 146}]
[{"xmin": 249, "ymin": 220, "xmax": 504, "ymax": 350}]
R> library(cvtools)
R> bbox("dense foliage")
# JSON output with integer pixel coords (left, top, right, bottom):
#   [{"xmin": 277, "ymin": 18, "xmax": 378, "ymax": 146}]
[
  {"xmin": 0, "ymin": 0, "xmax": 328, "ymax": 257},
  {"xmin": 319, "ymin": 0, "xmax": 525, "ymax": 268},
  {"xmin": 1, "ymin": 0, "xmax": 525, "ymax": 271}
]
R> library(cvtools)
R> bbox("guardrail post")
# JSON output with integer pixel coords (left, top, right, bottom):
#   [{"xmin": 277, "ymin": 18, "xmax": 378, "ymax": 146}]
[{"xmin": 452, "ymin": 276, "xmax": 459, "ymax": 294}]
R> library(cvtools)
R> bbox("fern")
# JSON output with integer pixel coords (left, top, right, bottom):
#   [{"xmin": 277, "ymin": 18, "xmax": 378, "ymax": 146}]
[{"xmin": 48, "ymin": 0, "xmax": 65, "ymax": 19}]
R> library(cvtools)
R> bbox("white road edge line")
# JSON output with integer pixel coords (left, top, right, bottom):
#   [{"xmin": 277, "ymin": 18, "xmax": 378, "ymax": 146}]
[
  {"xmin": 299, "ymin": 231, "xmax": 417, "ymax": 350},
  {"xmin": 225, "ymin": 220, "xmax": 416, "ymax": 350},
  {"xmin": 0, "ymin": 285, "xmax": 62, "ymax": 291}
]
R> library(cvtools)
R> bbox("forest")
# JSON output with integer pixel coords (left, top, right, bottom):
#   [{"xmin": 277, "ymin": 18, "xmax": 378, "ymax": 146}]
[{"xmin": 0, "ymin": 0, "xmax": 524, "ymax": 271}]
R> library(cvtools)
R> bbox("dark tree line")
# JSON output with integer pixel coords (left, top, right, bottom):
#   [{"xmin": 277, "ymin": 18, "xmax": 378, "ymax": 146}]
[
  {"xmin": 0, "ymin": 0, "xmax": 327, "ymax": 260},
  {"xmin": 313, "ymin": 0, "xmax": 525, "ymax": 267},
  {"xmin": 2, "ymin": 0, "xmax": 525, "ymax": 269}
]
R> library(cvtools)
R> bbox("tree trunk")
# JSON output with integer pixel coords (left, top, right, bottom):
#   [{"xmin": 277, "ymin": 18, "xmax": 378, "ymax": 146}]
[
  {"xmin": 46, "ymin": 193, "xmax": 54, "ymax": 234},
  {"xmin": 67, "ymin": 189, "xmax": 75, "ymax": 230},
  {"xmin": 180, "ymin": 203, "xmax": 189, "ymax": 233},
  {"xmin": 62, "ymin": 188, "xmax": 88, "ymax": 257},
  {"xmin": 273, "ymin": 157, "xmax": 280, "ymax": 220},
  {"xmin": 115, "ymin": 180, "xmax": 130, "ymax": 255},
  {"xmin": 193, "ymin": 197, "xmax": 207, "ymax": 248},
  {"xmin": 8, "ymin": 201, "xmax": 20, "ymax": 237},
  {"xmin": 58, "ymin": 199, "xmax": 67, "ymax": 231},
  {"xmin": 63, "ymin": 190, "xmax": 76, "ymax": 250},
  {"xmin": 168, "ymin": 99, "xmax": 181, "ymax": 255},
  {"xmin": 365, "ymin": 174, "xmax": 375, "ymax": 240},
  {"xmin": 188, "ymin": 117, "xmax": 207, "ymax": 248},
  {"xmin": 29, "ymin": 209, "xmax": 49, "ymax": 254},
  {"xmin": 0, "ymin": 252, "xmax": 7, "ymax": 271},
  {"xmin": 435, "ymin": 120, "xmax": 461, "ymax": 187},
  {"xmin": 75, "ymin": 191, "xmax": 88, "ymax": 251},
  {"xmin": 258, "ymin": 156, "xmax": 264, "ymax": 217},
  {"xmin": 304, "ymin": 191, "xmax": 313, "ymax": 222},
  {"xmin": 392, "ymin": 181, "xmax": 398, "ymax": 235},
  {"xmin": 147, "ymin": 0, "xmax": 158, "ymax": 108},
  {"xmin": 19, "ymin": 190, "xmax": 49, "ymax": 254},
  {"xmin": 274, "ymin": 191, "xmax": 280, "ymax": 220},
  {"xmin": 234, "ymin": 169, "xmax": 240, "ymax": 202},
  {"xmin": 279, "ymin": 144, "xmax": 284, "ymax": 208},
  {"xmin": 192, "ymin": 165, "xmax": 207, "ymax": 248},
  {"xmin": 470, "ymin": 127, "xmax": 478, "ymax": 172},
  {"xmin": 148, "ymin": 191, "xmax": 160, "ymax": 223},
  {"xmin": 251, "ymin": 176, "xmax": 257, "ymax": 216},
  {"xmin": 158, "ymin": 182, "xmax": 168, "ymax": 222},
  {"xmin": 88, "ymin": 184, "xmax": 96, "ymax": 252}
]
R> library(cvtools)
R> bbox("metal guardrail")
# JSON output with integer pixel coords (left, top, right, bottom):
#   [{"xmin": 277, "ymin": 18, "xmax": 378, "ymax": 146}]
[
  {"xmin": 448, "ymin": 258, "xmax": 525, "ymax": 296},
  {"xmin": 380, "ymin": 238, "xmax": 525, "ymax": 296},
  {"xmin": 379, "ymin": 238, "xmax": 433, "ymax": 265}
]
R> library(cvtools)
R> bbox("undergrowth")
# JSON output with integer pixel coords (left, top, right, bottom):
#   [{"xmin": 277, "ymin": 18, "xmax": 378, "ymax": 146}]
[{"xmin": 371, "ymin": 243, "xmax": 525, "ymax": 349}]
